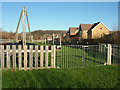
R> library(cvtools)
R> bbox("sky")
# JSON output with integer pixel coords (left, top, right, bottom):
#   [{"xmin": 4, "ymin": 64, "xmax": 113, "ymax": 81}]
[{"xmin": 2, "ymin": 2, "xmax": 118, "ymax": 33}]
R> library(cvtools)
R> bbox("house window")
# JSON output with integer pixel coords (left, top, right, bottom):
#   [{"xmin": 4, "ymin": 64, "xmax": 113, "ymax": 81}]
[{"xmin": 100, "ymin": 28, "xmax": 102, "ymax": 30}]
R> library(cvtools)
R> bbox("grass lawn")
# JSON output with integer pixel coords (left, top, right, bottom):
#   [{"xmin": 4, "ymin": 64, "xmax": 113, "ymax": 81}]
[{"xmin": 2, "ymin": 65, "xmax": 119, "ymax": 88}]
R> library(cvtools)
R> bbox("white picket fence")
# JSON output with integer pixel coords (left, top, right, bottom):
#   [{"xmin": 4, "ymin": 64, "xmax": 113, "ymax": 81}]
[{"xmin": 0, "ymin": 45, "xmax": 56, "ymax": 71}]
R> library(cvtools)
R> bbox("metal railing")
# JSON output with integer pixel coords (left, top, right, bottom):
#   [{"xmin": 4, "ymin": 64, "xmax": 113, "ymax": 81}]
[
  {"xmin": 55, "ymin": 44, "xmax": 108, "ymax": 68},
  {"xmin": 111, "ymin": 44, "xmax": 120, "ymax": 65}
]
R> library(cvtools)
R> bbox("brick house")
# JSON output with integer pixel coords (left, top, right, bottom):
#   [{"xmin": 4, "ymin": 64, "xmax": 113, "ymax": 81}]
[
  {"xmin": 87, "ymin": 22, "xmax": 109, "ymax": 40},
  {"xmin": 79, "ymin": 23, "xmax": 94, "ymax": 40},
  {"xmin": 67, "ymin": 22, "xmax": 110, "ymax": 42}
]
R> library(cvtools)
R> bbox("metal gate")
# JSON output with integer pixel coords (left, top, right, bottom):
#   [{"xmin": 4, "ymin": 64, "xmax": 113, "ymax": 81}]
[
  {"xmin": 111, "ymin": 45, "xmax": 120, "ymax": 65},
  {"xmin": 55, "ymin": 45, "xmax": 108, "ymax": 68}
]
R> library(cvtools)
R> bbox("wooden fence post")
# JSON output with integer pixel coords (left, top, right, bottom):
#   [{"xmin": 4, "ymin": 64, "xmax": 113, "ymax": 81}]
[
  {"xmin": 107, "ymin": 44, "xmax": 112, "ymax": 65},
  {"xmin": 1, "ymin": 45, "xmax": 4, "ymax": 70},
  {"xmin": 6, "ymin": 45, "xmax": 10, "ymax": 69},
  {"xmin": 35, "ymin": 45, "xmax": 38, "ymax": 69},
  {"xmin": 51, "ymin": 46, "xmax": 54, "ymax": 68},
  {"xmin": 54, "ymin": 45, "xmax": 56, "ymax": 68},
  {"xmin": 45, "ymin": 46, "xmax": 48, "ymax": 68},
  {"xmin": 24, "ymin": 45, "xmax": 27, "ymax": 71},
  {"xmin": 45, "ymin": 39, "xmax": 46, "ymax": 44},
  {"xmin": 40, "ymin": 46, "xmax": 43, "ymax": 69},
  {"xmin": 29, "ymin": 45, "xmax": 33, "ymax": 70},
  {"xmin": 18, "ymin": 45, "xmax": 21, "ymax": 70},
  {"xmin": 0, "ymin": 45, "xmax": 1, "ymax": 70},
  {"xmin": 12, "ymin": 45, "xmax": 16, "ymax": 69}
]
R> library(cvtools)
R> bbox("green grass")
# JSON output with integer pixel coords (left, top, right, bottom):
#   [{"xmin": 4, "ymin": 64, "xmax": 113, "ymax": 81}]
[{"xmin": 2, "ymin": 65, "xmax": 119, "ymax": 88}]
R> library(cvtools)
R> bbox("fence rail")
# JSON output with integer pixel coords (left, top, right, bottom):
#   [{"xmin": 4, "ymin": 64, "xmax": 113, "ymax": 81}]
[{"xmin": 0, "ymin": 45, "xmax": 55, "ymax": 71}]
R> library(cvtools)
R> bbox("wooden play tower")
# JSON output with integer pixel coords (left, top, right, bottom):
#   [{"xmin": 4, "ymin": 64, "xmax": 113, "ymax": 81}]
[{"xmin": 14, "ymin": 6, "xmax": 31, "ymax": 48}]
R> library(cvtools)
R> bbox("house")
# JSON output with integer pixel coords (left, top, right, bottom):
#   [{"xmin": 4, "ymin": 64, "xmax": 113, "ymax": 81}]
[
  {"xmin": 79, "ymin": 23, "xmax": 94, "ymax": 40},
  {"xmin": 67, "ymin": 27, "xmax": 80, "ymax": 41},
  {"xmin": 79, "ymin": 22, "xmax": 110, "ymax": 40},
  {"xmin": 47, "ymin": 34, "xmax": 61, "ymax": 42},
  {"xmin": 66, "ymin": 22, "xmax": 110, "ymax": 42},
  {"xmin": 87, "ymin": 22, "xmax": 109, "ymax": 40},
  {"xmin": 67, "ymin": 27, "xmax": 79, "ymax": 36},
  {"xmin": 47, "ymin": 36, "xmax": 52, "ymax": 41}
]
